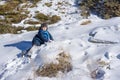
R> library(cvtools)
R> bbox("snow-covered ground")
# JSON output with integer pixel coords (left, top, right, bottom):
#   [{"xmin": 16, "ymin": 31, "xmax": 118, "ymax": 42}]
[
  {"xmin": 1, "ymin": 0, "xmax": 120, "ymax": 80},
  {"xmin": 13, "ymin": 0, "xmax": 81, "ymax": 27}
]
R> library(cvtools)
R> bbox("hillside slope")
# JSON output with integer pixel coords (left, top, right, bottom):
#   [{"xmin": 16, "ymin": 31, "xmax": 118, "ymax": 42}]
[
  {"xmin": 0, "ymin": 0, "xmax": 120, "ymax": 80},
  {"xmin": 1, "ymin": 17, "xmax": 120, "ymax": 80}
]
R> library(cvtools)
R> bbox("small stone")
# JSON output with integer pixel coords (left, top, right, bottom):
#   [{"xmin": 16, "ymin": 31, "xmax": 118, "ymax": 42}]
[{"xmin": 117, "ymin": 54, "xmax": 120, "ymax": 59}]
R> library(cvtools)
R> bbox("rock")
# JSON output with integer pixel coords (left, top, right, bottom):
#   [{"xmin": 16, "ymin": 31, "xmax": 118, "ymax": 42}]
[
  {"xmin": 91, "ymin": 69, "xmax": 105, "ymax": 79},
  {"xmin": 117, "ymin": 54, "xmax": 120, "ymax": 59}
]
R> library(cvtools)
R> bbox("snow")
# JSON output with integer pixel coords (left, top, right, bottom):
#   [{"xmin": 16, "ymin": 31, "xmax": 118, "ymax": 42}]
[
  {"xmin": 89, "ymin": 26, "xmax": 120, "ymax": 42},
  {"xmin": 0, "ymin": 1, "xmax": 6, "ymax": 5},
  {"xmin": 1, "ymin": 0, "xmax": 120, "ymax": 80},
  {"xmin": 13, "ymin": 0, "xmax": 80, "ymax": 27}
]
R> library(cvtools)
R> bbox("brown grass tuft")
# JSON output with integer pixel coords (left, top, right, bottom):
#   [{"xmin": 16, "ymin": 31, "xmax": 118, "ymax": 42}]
[
  {"xmin": 25, "ymin": 26, "xmax": 39, "ymax": 31},
  {"xmin": 49, "ymin": 15, "xmax": 61, "ymax": 24},
  {"xmin": 34, "ymin": 13, "xmax": 61, "ymax": 24},
  {"xmin": 34, "ymin": 13, "xmax": 49, "ymax": 22},
  {"xmin": 45, "ymin": 2, "xmax": 52, "ymax": 7},
  {"xmin": 80, "ymin": 20, "xmax": 91, "ymax": 25},
  {"xmin": 0, "ymin": 24, "xmax": 39, "ymax": 34},
  {"xmin": 5, "ymin": 13, "xmax": 28, "ymax": 23},
  {"xmin": 0, "ymin": 24, "xmax": 24, "ymax": 34},
  {"xmin": 24, "ymin": 20, "xmax": 40, "ymax": 25},
  {"xmin": 35, "ymin": 52, "xmax": 72, "ymax": 77}
]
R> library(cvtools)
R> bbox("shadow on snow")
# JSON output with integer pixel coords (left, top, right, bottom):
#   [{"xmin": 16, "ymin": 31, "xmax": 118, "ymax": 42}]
[{"xmin": 4, "ymin": 41, "xmax": 32, "ymax": 58}]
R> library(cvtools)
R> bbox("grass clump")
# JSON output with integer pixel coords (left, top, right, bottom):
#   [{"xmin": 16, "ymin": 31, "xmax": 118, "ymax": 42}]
[
  {"xmin": 34, "ymin": 13, "xmax": 61, "ymax": 24},
  {"xmin": 45, "ymin": 2, "xmax": 52, "ymax": 7},
  {"xmin": 0, "ymin": 24, "xmax": 24, "ymax": 34},
  {"xmin": 25, "ymin": 26, "xmax": 39, "ymax": 31},
  {"xmin": 80, "ymin": 20, "xmax": 91, "ymax": 25},
  {"xmin": 32, "ymin": 0, "xmax": 41, "ymax": 4},
  {"xmin": 24, "ymin": 20, "xmax": 40, "ymax": 25},
  {"xmin": 35, "ymin": 11, "xmax": 39, "ymax": 13},
  {"xmin": 0, "ymin": 0, "xmax": 29, "ymax": 24},
  {"xmin": 34, "ymin": 13, "xmax": 49, "ymax": 22},
  {"xmin": 0, "ymin": 24, "xmax": 39, "ymax": 34},
  {"xmin": 49, "ymin": 15, "xmax": 61, "ymax": 24},
  {"xmin": 5, "ymin": 13, "xmax": 28, "ymax": 23},
  {"xmin": 0, "ymin": 1, "xmax": 20, "ymax": 13},
  {"xmin": 79, "ymin": 0, "xmax": 120, "ymax": 19},
  {"xmin": 36, "ymin": 52, "xmax": 72, "ymax": 77},
  {"xmin": 57, "ymin": 2, "xmax": 63, "ymax": 5}
]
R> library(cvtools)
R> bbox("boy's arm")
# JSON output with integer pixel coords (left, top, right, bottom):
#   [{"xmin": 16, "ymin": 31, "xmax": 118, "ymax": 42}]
[{"xmin": 49, "ymin": 32, "xmax": 54, "ymax": 40}]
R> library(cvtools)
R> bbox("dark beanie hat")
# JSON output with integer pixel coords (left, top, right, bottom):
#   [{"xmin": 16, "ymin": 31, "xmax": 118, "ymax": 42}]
[
  {"xmin": 41, "ymin": 23, "xmax": 48, "ymax": 28},
  {"xmin": 39, "ymin": 23, "xmax": 48, "ymax": 30}
]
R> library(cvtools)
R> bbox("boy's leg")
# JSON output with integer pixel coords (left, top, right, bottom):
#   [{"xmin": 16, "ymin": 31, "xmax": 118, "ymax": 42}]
[
  {"xmin": 21, "ymin": 47, "xmax": 32, "ymax": 57},
  {"xmin": 22, "ymin": 45, "xmax": 37, "ymax": 58},
  {"xmin": 32, "ymin": 37, "xmax": 41, "ymax": 46},
  {"xmin": 22, "ymin": 37, "xmax": 41, "ymax": 58}
]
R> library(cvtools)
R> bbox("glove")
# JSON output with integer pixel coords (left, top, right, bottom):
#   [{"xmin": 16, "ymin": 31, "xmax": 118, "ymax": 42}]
[{"xmin": 48, "ymin": 40, "xmax": 53, "ymax": 42}]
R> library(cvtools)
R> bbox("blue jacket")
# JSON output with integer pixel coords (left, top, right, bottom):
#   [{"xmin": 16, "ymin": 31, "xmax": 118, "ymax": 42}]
[
  {"xmin": 32, "ymin": 30, "xmax": 53, "ymax": 46},
  {"xmin": 37, "ymin": 30, "xmax": 53, "ymax": 42}
]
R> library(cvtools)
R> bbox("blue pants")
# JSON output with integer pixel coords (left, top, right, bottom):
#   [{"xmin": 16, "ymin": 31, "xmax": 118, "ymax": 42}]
[{"xmin": 32, "ymin": 37, "xmax": 44, "ymax": 46}]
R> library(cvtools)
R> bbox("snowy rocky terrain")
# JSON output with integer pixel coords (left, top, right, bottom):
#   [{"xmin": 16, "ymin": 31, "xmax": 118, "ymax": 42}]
[
  {"xmin": 1, "ymin": 0, "xmax": 120, "ymax": 80},
  {"xmin": 12, "ymin": 0, "xmax": 81, "ymax": 27}
]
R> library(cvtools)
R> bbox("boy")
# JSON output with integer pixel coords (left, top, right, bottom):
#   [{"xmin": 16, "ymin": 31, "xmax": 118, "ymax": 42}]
[
  {"xmin": 22, "ymin": 23, "xmax": 53, "ymax": 58},
  {"xmin": 32, "ymin": 23, "xmax": 53, "ymax": 46}
]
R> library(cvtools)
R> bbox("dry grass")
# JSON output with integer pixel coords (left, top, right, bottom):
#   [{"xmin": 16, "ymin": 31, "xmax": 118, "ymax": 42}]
[
  {"xmin": 80, "ymin": 20, "xmax": 91, "ymax": 25},
  {"xmin": 34, "ymin": 13, "xmax": 49, "ymax": 22},
  {"xmin": 0, "ymin": 0, "xmax": 40, "ymax": 25},
  {"xmin": 5, "ymin": 13, "xmax": 28, "ymax": 23},
  {"xmin": 24, "ymin": 20, "xmax": 40, "ymax": 25},
  {"xmin": 0, "ymin": 0, "xmax": 61, "ymax": 34},
  {"xmin": 35, "ymin": 11, "xmax": 39, "ymax": 13},
  {"xmin": 34, "ymin": 13, "xmax": 61, "ymax": 24},
  {"xmin": 45, "ymin": 2, "xmax": 52, "ymax": 7},
  {"xmin": 57, "ymin": 1, "xmax": 71, "ymax": 6},
  {"xmin": 35, "ymin": 52, "xmax": 72, "ymax": 77},
  {"xmin": 80, "ymin": 0, "xmax": 120, "ymax": 19},
  {"xmin": 0, "ymin": 24, "xmax": 24, "ymax": 34},
  {"xmin": 98, "ymin": 61, "xmax": 109, "ymax": 66},
  {"xmin": 32, "ymin": 0, "xmax": 41, "ymax": 4},
  {"xmin": 0, "ymin": 1, "xmax": 20, "ymax": 13},
  {"xmin": 57, "ymin": 2, "xmax": 63, "ymax": 5},
  {"xmin": 0, "ymin": 0, "xmax": 29, "ymax": 24},
  {"xmin": 25, "ymin": 26, "xmax": 39, "ymax": 31},
  {"xmin": 0, "ymin": 24, "xmax": 39, "ymax": 34},
  {"xmin": 97, "ymin": 59, "xmax": 110, "ymax": 69},
  {"xmin": 49, "ymin": 15, "xmax": 61, "ymax": 24}
]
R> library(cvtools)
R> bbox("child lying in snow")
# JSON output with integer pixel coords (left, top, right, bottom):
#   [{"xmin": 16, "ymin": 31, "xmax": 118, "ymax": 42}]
[
  {"xmin": 22, "ymin": 23, "xmax": 54, "ymax": 58},
  {"xmin": 32, "ymin": 23, "xmax": 53, "ymax": 46}
]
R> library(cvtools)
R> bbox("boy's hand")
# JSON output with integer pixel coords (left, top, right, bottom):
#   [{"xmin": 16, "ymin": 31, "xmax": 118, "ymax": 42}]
[{"xmin": 48, "ymin": 40, "xmax": 53, "ymax": 42}]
